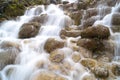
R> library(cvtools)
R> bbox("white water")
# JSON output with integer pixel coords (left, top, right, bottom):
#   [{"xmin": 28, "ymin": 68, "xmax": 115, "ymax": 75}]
[
  {"xmin": 0, "ymin": 3, "xmax": 88, "ymax": 80},
  {"xmin": 0, "ymin": 1, "xmax": 120, "ymax": 80},
  {"xmin": 94, "ymin": 3, "xmax": 120, "ymax": 61}
]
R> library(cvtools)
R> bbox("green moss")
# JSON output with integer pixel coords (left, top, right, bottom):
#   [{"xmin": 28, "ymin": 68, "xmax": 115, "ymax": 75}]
[{"xmin": 4, "ymin": 3, "xmax": 25, "ymax": 18}]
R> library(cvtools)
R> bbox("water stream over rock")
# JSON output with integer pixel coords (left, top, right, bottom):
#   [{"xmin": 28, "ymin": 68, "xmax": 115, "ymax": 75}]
[{"xmin": 0, "ymin": 0, "xmax": 120, "ymax": 80}]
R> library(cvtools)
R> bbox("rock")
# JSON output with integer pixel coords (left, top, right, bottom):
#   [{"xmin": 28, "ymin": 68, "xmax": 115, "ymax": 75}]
[
  {"xmin": 59, "ymin": 3, "xmax": 72, "ymax": 11},
  {"xmin": 48, "ymin": 63, "xmax": 61, "ymax": 71},
  {"xmin": 0, "ymin": 41, "xmax": 20, "ymax": 50},
  {"xmin": 60, "ymin": 29, "xmax": 81, "ymax": 38},
  {"xmin": 103, "ymin": 40, "xmax": 114, "ymax": 54},
  {"xmin": 44, "ymin": 38, "xmax": 64, "ymax": 53},
  {"xmin": 0, "ymin": 41, "xmax": 20, "ymax": 70},
  {"xmin": 81, "ymin": 16, "xmax": 99, "ymax": 29},
  {"xmin": 18, "ymin": 22, "xmax": 40, "ymax": 38},
  {"xmin": 80, "ymin": 25, "xmax": 110, "ymax": 39},
  {"xmin": 82, "ymin": 74, "xmax": 96, "ymax": 80},
  {"xmin": 93, "ymin": 66, "xmax": 109, "ymax": 78},
  {"xmin": 63, "ymin": 16, "xmax": 73, "ymax": 28},
  {"xmin": 80, "ymin": 58, "xmax": 97, "ymax": 69},
  {"xmin": 72, "ymin": 52, "xmax": 81, "ymax": 62},
  {"xmin": 31, "ymin": 71, "xmax": 66, "ymax": 80},
  {"xmin": 77, "ymin": 2, "xmax": 87, "ymax": 10},
  {"xmin": 62, "ymin": 1, "xmax": 69, "ymax": 4},
  {"xmin": 69, "ymin": 11, "xmax": 82, "ymax": 25},
  {"xmin": 84, "ymin": 8, "xmax": 98, "ymax": 19},
  {"xmin": 49, "ymin": 49, "xmax": 64, "ymax": 63},
  {"xmin": 79, "ymin": 47, "xmax": 92, "ymax": 58},
  {"xmin": 111, "ymin": 25, "xmax": 120, "ymax": 32},
  {"xmin": 111, "ymin": 13, "xmax": 120, "ymax": 25},
  {"xmin": 112, "ymin": 64, "xmax": 120, "ymax": 76},
  {"xmin": 77, "ymin": 38, "xmax": 104, "ymax": 51},
  {"xmin": 97, "ymin": 55, "xmax": 111, "ymax": 63},
  {"xmin": 30, "ymin": 14, "xmax": 48, "ymax": 24}
]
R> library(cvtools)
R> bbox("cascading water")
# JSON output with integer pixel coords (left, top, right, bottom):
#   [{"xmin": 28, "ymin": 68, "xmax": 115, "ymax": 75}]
[
  {"xmin": 94, "ymin": 3, "xmax": 120, "ymax": 61},
  {"xmin": 0, "ymin": 0, "xmax": 90, "ymax": 80},
  {"xmin": 0, "ymin": 0, "xmax": 120, "ymax": 80}
]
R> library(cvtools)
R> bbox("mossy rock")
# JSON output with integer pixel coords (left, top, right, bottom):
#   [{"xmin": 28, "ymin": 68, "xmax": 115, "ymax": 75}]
[{"xmin": 4, "ymin": 3, "xmax": 25, "ymax": 19}]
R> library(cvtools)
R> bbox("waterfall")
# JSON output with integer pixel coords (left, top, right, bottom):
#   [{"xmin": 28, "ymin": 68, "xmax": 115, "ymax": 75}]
[
  {"xmin": 0, "ymin": 1, "xmax": 89, "ymax": 80},
  {"xmin": 0, "ymin": 0, "xmax": 120, "ymax": 80},
  {"xmin": 94, "ymin": 3, "xmax": 120, "ymax": 61}
]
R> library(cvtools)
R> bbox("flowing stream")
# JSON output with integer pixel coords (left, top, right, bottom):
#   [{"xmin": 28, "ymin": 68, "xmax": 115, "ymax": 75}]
[{"xmin": 0, "ymin": 0, "xmax": 120, "ymax": 80}]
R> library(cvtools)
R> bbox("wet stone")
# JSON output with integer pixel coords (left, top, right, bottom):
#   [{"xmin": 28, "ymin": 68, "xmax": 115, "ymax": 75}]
[{"xmin": 93, "ymin": 66, "xmax": 109, "ymax": 78}]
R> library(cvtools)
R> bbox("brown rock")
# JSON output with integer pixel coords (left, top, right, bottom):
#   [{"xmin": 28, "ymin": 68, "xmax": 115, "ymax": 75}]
[
  {"xmin": 69, "ymin": 11, "xmax": 82, "ymax": 25},
  {"xmin": 93, "ymin": 66, "xmax": 109, "ymax": 78},
  {"xmin": 77, "ymin": 2, "xmax": 87, "ymax": 10},
  {"xmin": 84, "ymin": 8, "xmax": 98, "ymax": 19},
  {"xmin": 49, "ymin": 49, "xmax": 64, "ymax": 63},
  {"xmin": 112, "ymin": 64, "xmax": 120, "ymax": 76},
  {"xmin": 31, "ymin": 71, "xmax": 66, "ymax": 80},
  {"xmin": 82, "ymin": 74, "xmax": 96, "ymax": 80},
  {"xmin": 111, "ymin": 13, "xmax": 120, "ymax": 25},
  {"xmin": 81, "ymin": 25, "xmax": 110, "ymax": 39},
  {"xmin": 81, "ymin": 16, "xmax": 99, "ymax": 29},
  {"xmin": 79, "ymin": 47, "xmax": 92, "ymax": 58},
  {"xmin": 60, "ymin": 29, "xmax": 81, "ymax": 38},
  {"xmin": 18, "ymin": 22, "xmax": 40, "ymax": 38},
  {"xmin": 0, "ymin": 41, "xmax": 20, "ymax": 50},
  {"xmin": 80, "ymin": 58, "xmax": 97, "ymax": 69},
  {"xmin": 111, "ymin": 25, "xmax": 120, "ymax": 32},
  {"xmin": 0, "ymin": 41, "xmax": 20, "ymax": 70},
  {"xmin": 72, "ymin": 52, "xmax": 81, "ymax": 62},
  {"xmin": 44, "ymin": 38, "xmax": 64, "ymax": 53},
  {"xmin": 30, "ymin": 14, "xmax": 48, "ymax": 24},
  {"xmin": 77, "ymin": 38, "xmax": 104, "ymax": 51}
]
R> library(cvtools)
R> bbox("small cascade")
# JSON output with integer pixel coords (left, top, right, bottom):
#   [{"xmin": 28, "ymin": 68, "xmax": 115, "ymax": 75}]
[{"xmin": 94, "ymin": 3, "xmax": 120, "ymax": 61}]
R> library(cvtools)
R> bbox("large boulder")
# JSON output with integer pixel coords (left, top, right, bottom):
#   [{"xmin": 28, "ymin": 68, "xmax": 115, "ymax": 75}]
[
  {"xmin": 0, "ymin": 41, "xmax": 20, "ymax": 70},
  {"xmin": 31, "ymin": 71, "xmax": 66, "ymax": 80},
  {"xmin": 77, "ymin": 38, "xmax": 104, "ymax": 51},
  {"xmin": 49, "ymin": 49, "xmax": 64, "ymax": 63},
  {"xmin": 111, "ymin": 13, "xmax": 120, "ymax": 25},
  {"xmin": 44, "ymin": 38, "xmax": 65, "ymax": 53},
  {"xmin": 18, "ymin": 22, "xmax": 40, "ymax": 38},
  {"xmin": 80, "ymin": 25, "xmax": 110, "ymax": 39}
]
